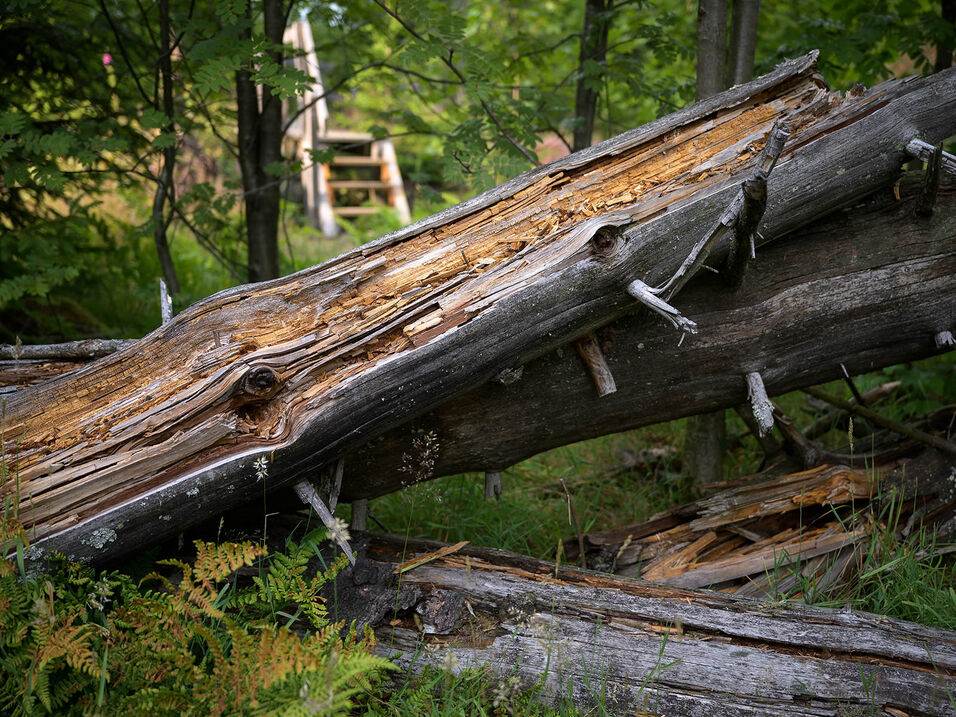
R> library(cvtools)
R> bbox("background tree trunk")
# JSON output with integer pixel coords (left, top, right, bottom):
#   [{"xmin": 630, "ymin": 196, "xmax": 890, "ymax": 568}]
[
  {"xmin": 937, "ymin": 0, "xmax": 956, "ymax": 72},
  {"xmin": 151, "ymin": 0, "xmax": 180, "ymax": 295},
  {"xmin": 236, "ymin": 0, "xmax": 283, "ymax": 283},
  {"xmin": 689, "ymin": 0, "xmax": 734, "ymax": 485},
  {"xmin": 695, "ymin": 0, "xmax": 727, "ymax": 100},
  {"xmin": 725, "ymin": 0, "xmax": 760, "ymax": 86},
  {"xmin": 572, "ymin": 0, "xmax": 612, "ymax": 152}
]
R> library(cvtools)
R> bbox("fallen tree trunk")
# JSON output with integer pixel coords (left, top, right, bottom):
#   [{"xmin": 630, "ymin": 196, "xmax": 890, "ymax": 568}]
[
  {"xmin": 326, "ymin": 534, "xmax": 956, "ymax": 716},
  {"xmin": 3, "ymin": 54, "xmax": 956, "ymax": 564},
  {"xmin": 343, "ymin": 176, "xmax": 956, "ymax": 496}
]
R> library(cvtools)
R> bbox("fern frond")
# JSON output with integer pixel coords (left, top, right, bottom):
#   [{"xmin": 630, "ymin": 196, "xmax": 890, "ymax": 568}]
[{"xmin": 192, "ymin": 540, "xmax": 263, "ymax": 583}]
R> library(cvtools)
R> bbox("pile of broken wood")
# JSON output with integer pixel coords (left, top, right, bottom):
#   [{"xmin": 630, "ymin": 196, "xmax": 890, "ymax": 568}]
[{"xmin": 565, "ymin": 404, "xmax": 956, "ymax": 598}]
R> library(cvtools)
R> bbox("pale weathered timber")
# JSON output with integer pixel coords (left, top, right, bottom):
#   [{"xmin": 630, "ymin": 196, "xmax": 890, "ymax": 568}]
[
  {"xmin": 4, "ymin": 55, "xmax": 956, "ymax": 565},
  {"xmin": 341, "ymin": 177, "xmax": 956, "ymax": 498},
  {"xmin": 321, "ymin": 533, "xmax": 956, "ymax": 717}
]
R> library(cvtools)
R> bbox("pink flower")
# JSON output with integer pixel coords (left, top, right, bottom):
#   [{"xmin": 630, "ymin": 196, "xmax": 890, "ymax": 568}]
[{"xmin": 102, "ymin": 53, "xmax": 113, "ymax": 67}]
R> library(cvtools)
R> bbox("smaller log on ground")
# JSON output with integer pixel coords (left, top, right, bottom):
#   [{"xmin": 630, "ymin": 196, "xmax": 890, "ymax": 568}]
[
  {"xmin": 565, "ymin": 443, "xmax": 955, "ymax": 596},
  {"xmin": 322, "ymin": 532, "xmax": 956, "ymax": 716}
]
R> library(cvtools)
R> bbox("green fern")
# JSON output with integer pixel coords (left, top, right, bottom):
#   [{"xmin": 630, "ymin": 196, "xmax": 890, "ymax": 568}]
[{"xmin": 0, "ymin": 513, "xmax": 392, "ymax": 716}]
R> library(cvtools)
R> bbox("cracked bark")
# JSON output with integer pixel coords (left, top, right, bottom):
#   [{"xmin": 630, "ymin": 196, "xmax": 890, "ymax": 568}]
[{"xmin": 3, "ymin": 56, "xmax": 956, "ymax": 565}]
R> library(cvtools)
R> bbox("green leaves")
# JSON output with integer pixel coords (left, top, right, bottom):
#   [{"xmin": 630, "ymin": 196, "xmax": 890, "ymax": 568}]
[
  {"xmin": 0, "ymin": 111, "xmax": 28, "ymax": 136},
  {"xmin": 139, "ymin": 108, "xmax": 170, "ymax": 130},
  {"xmin": 150, "ymin": 133, "xmax": 177, "ymax": 150}
]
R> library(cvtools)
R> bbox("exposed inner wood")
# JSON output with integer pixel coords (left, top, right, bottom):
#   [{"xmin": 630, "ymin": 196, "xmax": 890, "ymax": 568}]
[{"xmin": 1, "ymin": 57, "xmax": 951, "ymax": 552}]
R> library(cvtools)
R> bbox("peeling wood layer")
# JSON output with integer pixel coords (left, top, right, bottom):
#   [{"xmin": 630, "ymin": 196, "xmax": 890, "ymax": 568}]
[
  {"xmin": 4, "ymin": 56, "xmax": 955, "ymax": 564},
  {"xmin": 344, "ymin": 177, "xmax": 956, "ymax": 496}
]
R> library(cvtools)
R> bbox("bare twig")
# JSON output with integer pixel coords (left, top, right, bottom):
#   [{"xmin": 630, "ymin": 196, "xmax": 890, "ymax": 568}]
[
  {"xmin": 560, "ymin": 478, "xmax": 588, "ymax": 570},
  {"xmin": 803, "ymin": 386, "xmax": 956, "ymax": 457}
]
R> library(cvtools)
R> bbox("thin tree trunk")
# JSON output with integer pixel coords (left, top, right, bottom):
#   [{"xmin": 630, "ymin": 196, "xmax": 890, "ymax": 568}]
[
  {"xmin": 237, "ymin": 0, "xmax": 283, "ymax": 283},
  {"xmin": 726, "ymin": 0, "xmax": 760, "ymax": 86},
  {"xmin": 937, "ymin": 0, "xmax": 956, "ymax": 72},
  {"xmin": 690, "ymin": 0, "xmax": 731, "ymax": 483},
  {"xmin": 572, "ymin": 0, "xmax": 612, "ymax": 152},
  {"xmin": 695, "ymin": 0, "xmax": 727, "ymax": 100},
  {"xmin": 151, "ymin": 0, "xmax": 180, "ymax": 295}
]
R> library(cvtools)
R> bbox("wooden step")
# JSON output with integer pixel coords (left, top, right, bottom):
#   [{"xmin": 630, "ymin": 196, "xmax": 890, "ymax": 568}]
[
  {"xmin": 330, "ymin": 155, "xmax": 387, "ymax": 167},
  {"xmin": 332, "ymin": 206, "xmax": 384, "ymax": 216},
  {"xmin": 320, "ymin": 129, "xmax": 375, "ymax": 143},
  {"xmin": 327, "ymin": 180, "xmax": 391, "ymax": 190}
]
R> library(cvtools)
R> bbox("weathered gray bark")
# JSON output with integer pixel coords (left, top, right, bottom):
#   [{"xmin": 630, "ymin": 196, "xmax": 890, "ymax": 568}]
[
  {"xmin": 4, "ymin": 56, "xmax": 956, "ymax": 566},
  {"xmin": 324, "ymin": 534, "xmax": 956, "ymax": 716},
  {"xmin": 340, "ymin": 176, "xmax": 956, "ymax": 497}
]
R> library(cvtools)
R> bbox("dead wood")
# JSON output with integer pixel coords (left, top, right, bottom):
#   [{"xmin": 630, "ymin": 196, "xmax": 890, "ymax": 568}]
[
  {"xmin": 562, "ymin": 445, "xmax": 955, "ymax": 594},
  {"xmin": 4, "ymin": 55, "xmax": 956, "ymax": 565},
  {"xmin": 342, "ymin": 174, "xmax": 955, "ymax": 498},
  {"xmin": 316, "ymin": 531, "xmax": 956, "ymax": 716}
]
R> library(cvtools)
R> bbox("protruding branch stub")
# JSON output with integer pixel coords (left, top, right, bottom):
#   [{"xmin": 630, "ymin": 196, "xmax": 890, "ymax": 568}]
[
  {"xmin": 745, "ymin": 371, "xmax": 774, "ymax": 437},
  {"xmin": 657, "ymin": 121, "xmax": 790, "ymax": 300},
  {"xmin": 626, "ymin": 279, "xmax": 698, "ymax": 334},
  {"xmin": 575, "ymin": 332, "xmax": 617, "ymax": 396},
  {"xmin": 906, "ymin": 138, "xmax": 956, "ymax": 176},
  {"xmin": 159, "ymin": 279, "xmax": 173, "ymax": 325},
  {"xmin": 484, "ymin": 471, "xmax": 502, "ymax": 501},
  {"xmin": 626, "ymin": 121, "xmax": 789, "ymax": 333},
  {"xmin": 294, "ymin": 478, "xmax": 356, "ymax": 565}
]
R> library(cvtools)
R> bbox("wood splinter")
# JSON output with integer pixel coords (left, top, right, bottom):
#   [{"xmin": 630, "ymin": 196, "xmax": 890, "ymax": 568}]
[
  {"xmin": 159, "ymin": 278, "xmax": 174, "ymax": 324},
  {"xmin": 484, "ymin": 471, "xmax": 502, "ymax": 501},
  {"xmin": 575, "ymin": 332, "xmax": 617, "ymax": 396},
  {"xmin": 626, "ymin": 122, "xmax": 788, "ymax": 334},
  {"xmin": 745, "ymin": 371, "xmax": 774, "ymax": 437},
  {"xmin": 293, "ymin": 478, "xmax": 356, "ymax": 565}
]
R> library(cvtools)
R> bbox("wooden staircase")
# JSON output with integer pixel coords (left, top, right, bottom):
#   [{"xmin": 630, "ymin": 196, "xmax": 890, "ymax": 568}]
[{"xmin": 284, "ymin": 21, "xmax": 410, "ymax": 236}]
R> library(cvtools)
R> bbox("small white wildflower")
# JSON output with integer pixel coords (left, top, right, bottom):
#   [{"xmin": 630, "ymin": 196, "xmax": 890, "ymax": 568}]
[
  {"xmin": 86, "ymin": 575, "xmax": 113, "ymax": 612},
  {"xmin": 440, "ymin": 650, "xmax": 458, "ymax": 674},
  {"xmin": 492, "ymin": 676, "xmax": 521, "ymax": 711},
  {"xmin": 326, "ymin": 517, "xmax": 350, "ymax": 545},
  {"xmin": 254, "ymin": 456, "xmax": 269, "ymax": 482}
]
